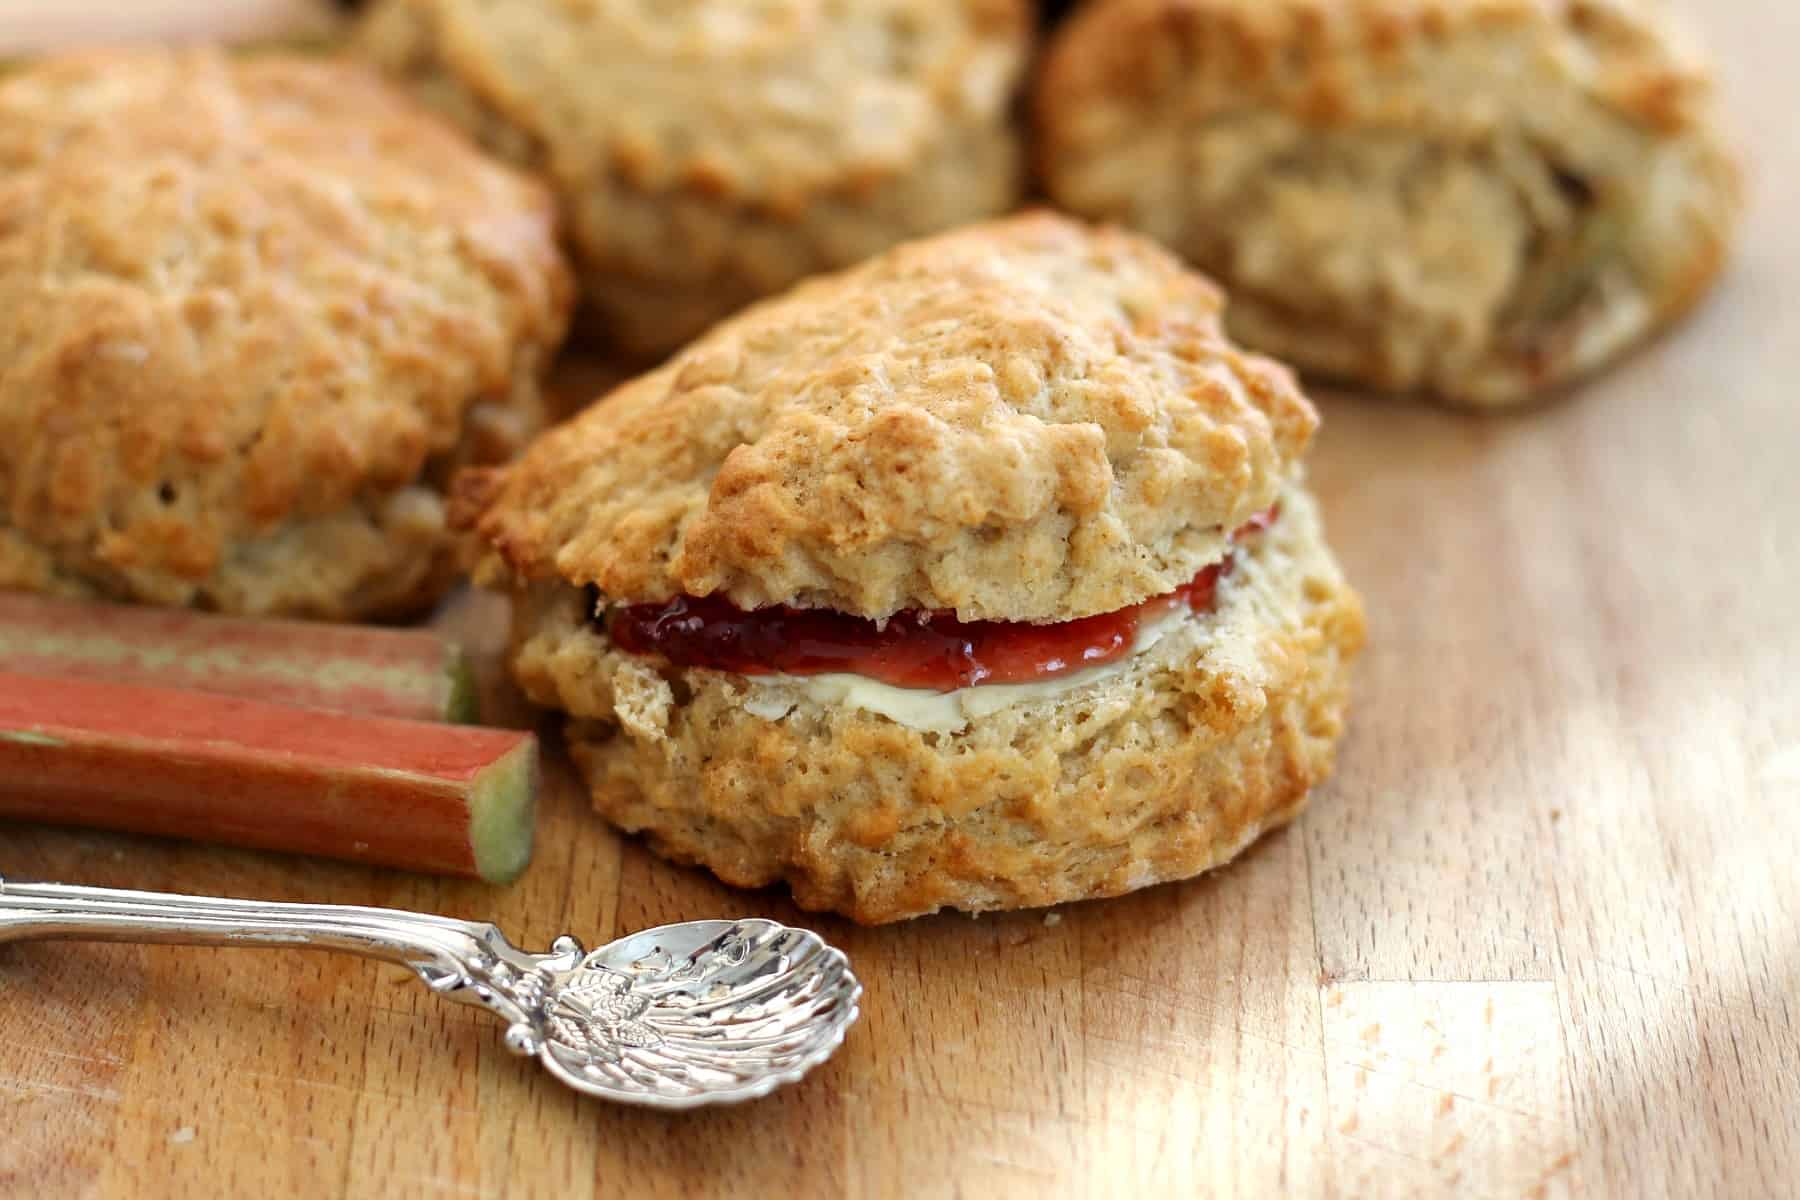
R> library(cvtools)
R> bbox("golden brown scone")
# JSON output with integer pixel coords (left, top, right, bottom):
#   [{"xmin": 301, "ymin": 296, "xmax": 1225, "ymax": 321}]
[
  {"xmin": 459, "ymin": 213, "xmax": 1363, "ymax": 922},
  {"xmin": 0, "ymin": 48, "xmax": 572, "ymax": 619},
  {"xmin": 511, "ymin": 487, "xmax": 1362, "ymax": 923},
  {"xmin": 460, "ymin": 212, "xmax": 1318, "ymax": 624},
  {"xmin": 356, "ymin": 0, "xmax": 1031, "ymax": 359},
  {"xmin": 1035, "ymin": 0, "xmax": 1741, "ymax": 406}
]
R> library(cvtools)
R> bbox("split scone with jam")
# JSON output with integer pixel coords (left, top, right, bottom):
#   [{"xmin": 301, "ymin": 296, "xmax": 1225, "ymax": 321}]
[
  {"xmin": 456, "ymin": 213, "xmax": 1365, "ymax": 923},
  {"xmin": 1035, "ymin": 0, "xmax": 1740, "ymax": 407},
  {"xmin": 0, "ymin": 48, "xmax": 571, "ymax": 619}
]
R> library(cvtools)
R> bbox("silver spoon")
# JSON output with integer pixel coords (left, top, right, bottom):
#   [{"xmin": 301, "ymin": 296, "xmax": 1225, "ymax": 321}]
[{"xmin": 0, "ymin": 876, "xmax": 860, "ymax": 1109}]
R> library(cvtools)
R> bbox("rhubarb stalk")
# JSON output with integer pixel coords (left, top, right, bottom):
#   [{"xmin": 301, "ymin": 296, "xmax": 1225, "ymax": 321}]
[
  {"xmin": 0, "ymin": 671, "xmax": 536, "ymax": 882},
  {"xmin": 0, "ymin": 593, "xmax": 478, "ymax": 723}
]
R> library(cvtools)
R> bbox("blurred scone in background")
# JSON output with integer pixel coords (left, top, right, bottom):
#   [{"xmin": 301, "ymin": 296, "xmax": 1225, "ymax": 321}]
[
  {"xmin": 356, "ymin": 0, "xmax": 1033, "ymax": 360},
  {"xmin": 1036, "ymin": 0, "xmax": 1739, "ymax": 406}
]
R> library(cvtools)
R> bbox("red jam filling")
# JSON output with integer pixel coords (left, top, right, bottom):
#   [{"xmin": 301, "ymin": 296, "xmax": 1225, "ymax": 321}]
[{"xmin": 605, "ymin": 508, "xmax": 1277, "ymax": 694}]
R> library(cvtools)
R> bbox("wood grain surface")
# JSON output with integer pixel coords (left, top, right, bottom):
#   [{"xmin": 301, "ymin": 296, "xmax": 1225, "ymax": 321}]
[{"xmin": 2, "ymin": 6, "xmax": 1796, "ymax": 1197}]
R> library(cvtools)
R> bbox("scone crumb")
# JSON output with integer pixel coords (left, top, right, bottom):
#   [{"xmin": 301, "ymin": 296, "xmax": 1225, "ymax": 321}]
[
  {"xmin": 1043, "ymin": 911, "xmax": 1063, "ymax": 927},
  {"xmin": 612, "ymin": 660, "xmax": 674, "ymax": 743},
  {"xmin": 742, "ymin": 686, "xmax": 800, "ymax": 724},
  {"xmin": 380, "ymin": 488, "xmax": 447, "ymax": 544}
]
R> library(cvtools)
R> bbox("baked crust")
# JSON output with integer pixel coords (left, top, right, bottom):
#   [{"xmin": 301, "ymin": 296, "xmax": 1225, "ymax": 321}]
[
  {"xmin": 0, "ymin": 49, "xmax": 572, "ymax": 618},
  {"xmin": 1035, "ymin": 0, "xmax": 1740, "ymax": 405},
  {"xmin": 456, "ymin": 212, "xmax": 1318, "ymax": 623},
  {"xmin": 509, "ymin": 485, "xmax": 1363, "ymax": 923},
  {"xmin": 356, "ymin": 0, "xmax": 1030, "ymax": 358}
]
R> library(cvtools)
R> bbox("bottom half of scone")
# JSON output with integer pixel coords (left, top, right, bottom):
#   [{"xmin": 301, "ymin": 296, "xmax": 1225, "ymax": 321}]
[{"xmin": 508, "ymin": 488, "xmax": 1365, "ymax": 923}]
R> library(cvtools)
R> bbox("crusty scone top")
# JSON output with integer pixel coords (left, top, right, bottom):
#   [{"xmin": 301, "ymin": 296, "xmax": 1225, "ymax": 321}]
[
  {"xmin": 460, "ymin": 212, "xmax": 1317, "ymax": 623},
  {"xmin": 1038, "ymin": 0, "xmax": 1720, "ymax": 141}
]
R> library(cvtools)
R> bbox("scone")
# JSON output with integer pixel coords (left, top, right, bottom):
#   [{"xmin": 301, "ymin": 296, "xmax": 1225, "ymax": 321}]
[
  {"xmin": 1035, "ymin": 0, "xmax": 1740, "ymax": 406},
  {"xmin": 0, "ymin": 48, "xmax": 571, "ymax": 619},
  {"xmin": 456, "ymin": 213, "xmax": 1365, "ymax": 923},
  {"xmin": 357, "ymin": 0, "xmax": 1030, "ymax": 359}
]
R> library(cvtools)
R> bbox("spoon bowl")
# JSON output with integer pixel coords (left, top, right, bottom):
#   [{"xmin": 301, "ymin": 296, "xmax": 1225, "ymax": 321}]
[{"xmin": 489, "ymin": 919, "xmax": 860, "ymax": 1108}]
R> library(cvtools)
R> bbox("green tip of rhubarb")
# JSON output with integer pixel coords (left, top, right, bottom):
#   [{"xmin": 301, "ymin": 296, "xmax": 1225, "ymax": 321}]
[
  {"xmin": 0, "ymin": 729, "xmax": 63, "ymax": 747},
  {"xmin": 468, "ymin": 737, "xmax": 538, "ymax": 884},
  {"xmin": 443, "ymin": 650, "xmax": 481, "ymax": 725}
]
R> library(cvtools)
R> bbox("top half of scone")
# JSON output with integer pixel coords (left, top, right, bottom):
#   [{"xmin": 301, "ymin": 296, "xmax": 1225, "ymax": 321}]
[
  {"xmin": 457, "ymin": 212, "xmax": 1321, "ymax": 649},
  {"xmin": 0, "ymin": 48, "xmax": 572, "ymax": 616}
]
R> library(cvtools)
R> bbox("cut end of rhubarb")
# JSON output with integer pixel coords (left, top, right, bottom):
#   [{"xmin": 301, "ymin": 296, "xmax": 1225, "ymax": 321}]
[
  {"xmin": 443, "ymin": 651, "xmax": 481, "ymax": 725},
  {"xmin": 468, "ymin": 737, "xmax": 539, "ymax": 884}
]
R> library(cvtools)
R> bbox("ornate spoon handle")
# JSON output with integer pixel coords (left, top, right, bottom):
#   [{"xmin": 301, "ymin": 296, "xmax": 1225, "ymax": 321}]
[
  {"xmin": 0, "ymin": 876, "xmax": 860, "ymax": 1109},
  {"xmin": 0, "ymin": 876, "xmax": 492, "ymax": 969}
]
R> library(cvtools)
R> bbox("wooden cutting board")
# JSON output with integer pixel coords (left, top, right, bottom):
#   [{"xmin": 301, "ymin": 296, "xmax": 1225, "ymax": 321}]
[{"xmin": 2, "ymin": 7, "xmax": 1796, "ymax": 1197}]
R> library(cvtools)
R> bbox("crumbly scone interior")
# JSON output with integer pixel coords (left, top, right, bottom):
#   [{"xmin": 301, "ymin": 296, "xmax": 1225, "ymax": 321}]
[
  {"xmin": 511, "ymin": 481, "xmax": 1331, "ymax": 751},
  {"xmin": 514, "ymin": 482, "xmax": 1303, "ymax": 719}
]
